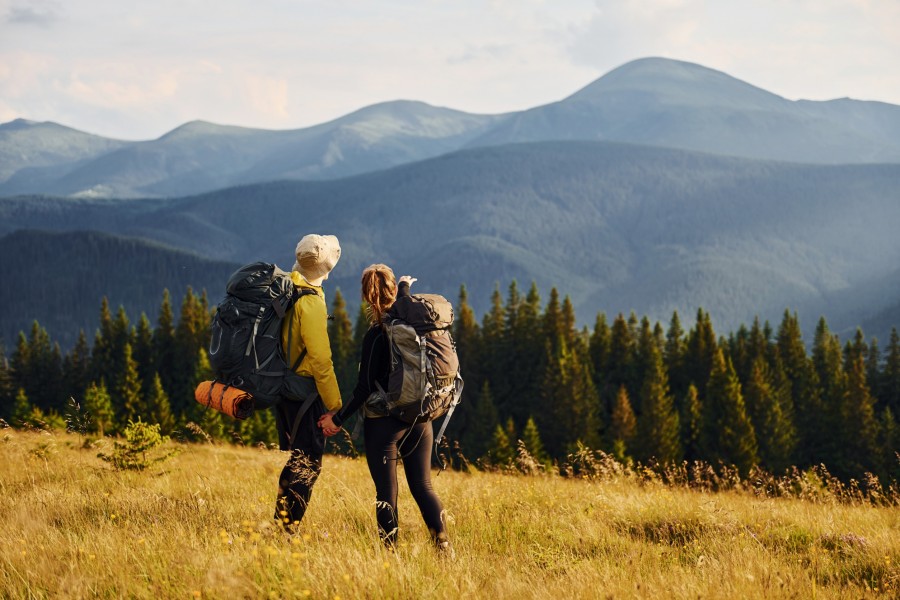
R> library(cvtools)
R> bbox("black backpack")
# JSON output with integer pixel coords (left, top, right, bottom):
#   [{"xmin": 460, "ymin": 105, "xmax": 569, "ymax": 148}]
[
  {"xmin": 371, "ymin": 293, "xmax": 463, "ymax": 452},
  {"xmin": 208, "ymin": 262, "xmax": 316, "ymax": 409}
]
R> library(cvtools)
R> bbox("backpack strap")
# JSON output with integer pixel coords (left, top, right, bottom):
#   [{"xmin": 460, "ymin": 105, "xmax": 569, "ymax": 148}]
[
  {"xmin": 284, "ymin": 288, "xmax": 319, "ymax": 372},
  {"xmin": 285, "ymin": 391, "xmax": 320, "ymax": 447}
]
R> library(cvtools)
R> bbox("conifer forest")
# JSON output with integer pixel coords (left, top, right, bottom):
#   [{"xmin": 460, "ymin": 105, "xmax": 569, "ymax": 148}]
[{"xmin": 2, "ymin": 282, "xmax": 898, "ymax": 487}]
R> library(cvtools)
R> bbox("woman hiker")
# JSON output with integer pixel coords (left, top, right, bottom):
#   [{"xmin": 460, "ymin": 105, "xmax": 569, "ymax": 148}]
[
  {"xmin": 317, "ymin": 264, "xmax": 451, "ymax": 553},
  {"xmin": 274, "ymin": 234, "xmax": 343, "ymax": 531}
]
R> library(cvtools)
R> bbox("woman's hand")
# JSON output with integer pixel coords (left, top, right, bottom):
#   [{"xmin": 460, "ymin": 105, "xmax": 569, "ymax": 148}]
[
  {"xmin": 398, "ymin": 275, "xmax": 417, "ymax": 287},
  {"xmin": 318, "ymin": 411, "xmax": 340, "ymax": 437}
]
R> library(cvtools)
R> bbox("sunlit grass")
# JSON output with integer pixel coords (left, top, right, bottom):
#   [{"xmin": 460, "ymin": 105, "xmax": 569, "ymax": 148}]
[{"xmin": 1, "ymin": 428, "xmax": 897, "ymax": 599}]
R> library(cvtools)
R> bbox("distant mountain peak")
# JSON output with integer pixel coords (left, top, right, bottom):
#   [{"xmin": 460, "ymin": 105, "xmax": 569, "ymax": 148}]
[
  {"xmin": 157, "ymin": 119, "xmax": 258, "ymax": 141},
  {"xmin": 568, "ymin": 56, "xmax": 785, "ymax": 109},
  {"xmin": 0, "ymin": 118, "xmax": 40, "ymax": 131}
]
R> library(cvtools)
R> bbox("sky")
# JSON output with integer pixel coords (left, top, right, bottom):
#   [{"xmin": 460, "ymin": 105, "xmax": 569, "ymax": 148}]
[{"xmin": 1, "ymin": 0, "xmax": 899, "ymax": 140}]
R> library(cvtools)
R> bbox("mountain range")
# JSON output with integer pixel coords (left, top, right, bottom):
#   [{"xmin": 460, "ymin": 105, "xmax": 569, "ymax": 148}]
[
  {"xmin": 1, "ymin": 57, "xmax": 899, "ymax": 350},
  {"xmin": 3, "ymin": 57, "xmax": 900, "ymax": 199}
]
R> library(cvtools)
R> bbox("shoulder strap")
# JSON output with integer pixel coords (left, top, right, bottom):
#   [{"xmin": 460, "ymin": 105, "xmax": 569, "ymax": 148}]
[{"xmin": 285, "ymin": 287, "xmax": 320, "ymax": 371}]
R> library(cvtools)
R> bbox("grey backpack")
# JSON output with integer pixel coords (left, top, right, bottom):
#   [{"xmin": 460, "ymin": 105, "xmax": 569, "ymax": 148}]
[{"xmin": 374, "ymin": 293, "xmax": 464, "ymax": 448}]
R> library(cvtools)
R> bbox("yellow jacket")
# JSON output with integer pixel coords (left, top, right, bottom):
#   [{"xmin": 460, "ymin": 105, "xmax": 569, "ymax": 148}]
[{"xmin": 281, "ymin": 272, "xmax": 342, "ymax": 411}]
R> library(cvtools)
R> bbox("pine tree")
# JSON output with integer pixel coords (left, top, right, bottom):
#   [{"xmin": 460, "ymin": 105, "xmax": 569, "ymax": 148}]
[
  {"xmin": 114, "ymin": 343, "xmax": 143, "ymax": 428},
  {"xmin": 636, "ymin": 341, "xmax": 681, "ymax": 465},
  {"xmin": 186, "ymin": 349, "xmax": 214, "ymax": 422},
  {"xmin": 729, "ymin": 324, "xmax": 753, "ymax": 385},
  {"xmin": 146, "ymin": 373, "xmax": 176, "ymax": 435},
  {"xmin": 454, "ymin": 285, "xmax": 481, "ymax": 385},
  {"xmin": 866, "ymin": 338, "xmax": 882, "ymax": 405},
  {"xmin": 462, "ymin": 381, "xmax": 499, "ymax": 459},
  {"xmin": 91, "ymin": 297, "xmax": 114, "ymax": 384},
  {"xmin": 684, "ymin": 308, "xmax": 718, "ymax": 399},
  {"xmin": 703, "ymin": 349, "xmax": 759, "ymax": 475},
  {"xmin": 539, "ymin": 340, "xmax": 602, "ymax": 457},
  {"xmin": 502, "ymin": 281, "xmax": 545, "ymax": 428},
  {"xmin": 839, "ymin": 355, "xmax": 879, "ymax": 479},
  {"xmin": 589, "ymin": 312, "xmax": 611, "ymax": 389},
  {"xmin": 0, "ymin": 346, "xmax": 13, "ymax": 421},
  {"xmin": 681, "ymin": 384, "xmax": 703, "ymax": 462},
  {"xmin": 743, "ymin": 357, "xmax": 795, "ymax": 472},
  {"xmin": 488, "ymin": 422, "xmax": 514, "ymax": 467},
  {"xmin": 155, "ymin": 289, "xmax": 177, "ymax": 397},
  {"xmin": 63, "ymin": 330, "xmax": 91, "ymax": 408},
  {"xmin": 609, "ymin": 385, "xmax": 637, "ymax": 461},
  {"xmin": 882, "ymin": 328, "xmax": 900, "ymax": 416},
  {"xmin": 481, "ymin": 284, "xmax": 507, "ymax": 407},
  {"xmin": 607, "ymin": 313, "xmax": 636, "ymax": 401},
  {"xmin": 878, "ymin": 407, "xmax": 898, "ymax": 482},
  {"xmin": 521, "ymin": 416, "xmax": 549, "ymax": 464},
  {"xmin": 561, "ymin": 295, "xmax": 577, "ymax": 349},
  {"xmin": 83, "ymin": 380, "xmax": 114, "ymax": 436},
  {"xmin": 664, "ymin": 311, "xmax": 687, "ymax": 404},
  {"xmin": 328, "ymin": 289, "xmax": 356, "ymax": 396},
  {"xmin": 172, "ymin": 289, "xmax": 205, "ymax": 416},
  {"xmin": 133, "ymin": 313, "xmax": 155, "ymax": 389},
  {"xmin": 811, "ymin": 317, "xmax": 846, "ymax": 468},
  {"xmin": 450, "ymin": 285, "xmax": 481, "ymax": 444},
  {"xmin": 111, "ymin": 305, "xmax": 131, "ymax": 375},
  {"xmin": 777, "ymin": 310, "xmax": 822, "ymax": 467},
  {"xmin": 542, "ymin": 288, "xmax": 563, "ymax": 352},
  {"xmin": 12, "ymin": 387, "xmax": 31, "ymax": 426}
]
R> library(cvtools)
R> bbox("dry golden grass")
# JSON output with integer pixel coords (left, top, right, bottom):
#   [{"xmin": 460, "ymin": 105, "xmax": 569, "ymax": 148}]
[{"xmin": 1, "ymin": 428, "xmax": 898, "ymax": 599}]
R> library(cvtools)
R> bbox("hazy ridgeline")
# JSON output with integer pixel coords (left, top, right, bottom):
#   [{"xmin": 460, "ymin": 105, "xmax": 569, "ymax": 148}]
[
  {"xmin": 1, "ymin": 429, "xmax": 897, "ymax": 599},
  {"xmin": 1, "ymin": 281, "xmax": 898, "ymax": 488}
]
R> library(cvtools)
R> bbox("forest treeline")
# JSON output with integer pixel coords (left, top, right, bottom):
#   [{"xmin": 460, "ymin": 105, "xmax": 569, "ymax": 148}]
[{"xmin": 1, "ymin": 282, "xmax": 898, "ymax": 485}]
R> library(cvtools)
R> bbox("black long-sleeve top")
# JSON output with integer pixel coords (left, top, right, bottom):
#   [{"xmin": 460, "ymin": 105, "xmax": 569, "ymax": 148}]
[{"xmin": 331, "ymin": 281, "xmax": 409, "ymax": 427}]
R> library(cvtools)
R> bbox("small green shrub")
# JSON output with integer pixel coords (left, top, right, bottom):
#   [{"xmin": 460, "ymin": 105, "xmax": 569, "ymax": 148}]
[{"xmin": 98, "ymin": 419, "xmax": 176, "ymax": 471}]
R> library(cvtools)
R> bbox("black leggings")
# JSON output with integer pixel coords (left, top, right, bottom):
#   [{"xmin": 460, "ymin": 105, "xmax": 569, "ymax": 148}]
[{"xmin": 364, "ymin": 417, "xmax": 446, "ymax": 544}]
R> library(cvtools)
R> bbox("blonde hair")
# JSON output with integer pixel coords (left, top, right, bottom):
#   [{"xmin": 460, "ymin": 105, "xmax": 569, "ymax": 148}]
[{"xmin": 361, "ymin": 264, "xmax": 397, "ymax": 324}]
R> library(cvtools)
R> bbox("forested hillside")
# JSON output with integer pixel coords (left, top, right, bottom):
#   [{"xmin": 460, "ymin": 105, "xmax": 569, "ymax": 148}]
[
  {"xmin": 0, "ymin": 230, "xmax": 238, "ymax": 347},
  {"xmin": 3, "ymin": 140, "xmax": 899, "ymax": 342}
]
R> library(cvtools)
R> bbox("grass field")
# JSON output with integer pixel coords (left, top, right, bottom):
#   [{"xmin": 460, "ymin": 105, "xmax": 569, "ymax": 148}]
[{"xmin": 1, "ymin": 428, "xmax": 898, "ymax": 599}]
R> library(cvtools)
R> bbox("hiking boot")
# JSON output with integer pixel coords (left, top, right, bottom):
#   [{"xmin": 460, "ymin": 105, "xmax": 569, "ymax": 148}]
[{"xmin": 433, "ymin": 533, "xmax": 454, "ymax": 558}]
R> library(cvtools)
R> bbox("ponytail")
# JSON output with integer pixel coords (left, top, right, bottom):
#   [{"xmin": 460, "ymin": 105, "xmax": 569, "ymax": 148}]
[{"xmin": 360, "ymin": 264, "xmax": 397, "ymax": 325}]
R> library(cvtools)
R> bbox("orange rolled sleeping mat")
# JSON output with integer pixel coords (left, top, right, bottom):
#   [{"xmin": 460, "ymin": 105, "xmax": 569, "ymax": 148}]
[{"xmin": 194, "ymin": 380, "xmax": 255, "ymax": 420}]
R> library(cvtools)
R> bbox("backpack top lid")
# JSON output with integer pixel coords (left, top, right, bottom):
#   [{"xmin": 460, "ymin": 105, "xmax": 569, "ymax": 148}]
[
  {"xmin": 387, "ymin": 293, "xmax": 454, "ymax": 333},
  {"xmin": 225, "ymin": 262, "xmax": 294, "ymax": 303}
]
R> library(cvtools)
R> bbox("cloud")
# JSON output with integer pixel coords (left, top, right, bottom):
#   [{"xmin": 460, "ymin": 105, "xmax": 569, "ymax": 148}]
[{"xmin": 3, "ymin": 1, "xmax": 62, "ymax": 26}]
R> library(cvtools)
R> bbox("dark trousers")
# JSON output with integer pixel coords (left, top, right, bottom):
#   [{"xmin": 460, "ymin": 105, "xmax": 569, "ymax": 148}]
[
  {"xmin": 364, "ymin": 416, "xmax": 446, "ymax": 544},
  {"xmin": 273, "ymin": 395, "xmax": 325, "ymax": 528}
]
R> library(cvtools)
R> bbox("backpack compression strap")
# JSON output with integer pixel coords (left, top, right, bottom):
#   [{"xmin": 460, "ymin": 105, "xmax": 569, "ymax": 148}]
[{"xmin": 434, "ymin": 374, "xmax": 464, "ymax": 470}]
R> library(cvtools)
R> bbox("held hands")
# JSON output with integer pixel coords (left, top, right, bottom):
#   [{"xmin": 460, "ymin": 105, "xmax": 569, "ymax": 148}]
[
  {"xmin": 318, "ymin": 411, "xmax": 340, "ymax": 437},
  {"xmin": 398, "ymin": 275, "xmax": 417, "ymax": 287}
]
